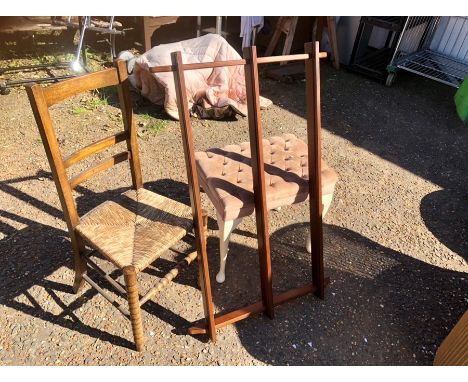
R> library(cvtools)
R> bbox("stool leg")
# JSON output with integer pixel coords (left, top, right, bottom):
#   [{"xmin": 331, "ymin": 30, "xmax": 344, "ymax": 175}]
[
  {"xmin": 216, "ymin": 213, "xmax": 242, "ymax": 283},
  {"xmin": 306, "ymin": 192, "xmax": 334, "ymax": 253}
]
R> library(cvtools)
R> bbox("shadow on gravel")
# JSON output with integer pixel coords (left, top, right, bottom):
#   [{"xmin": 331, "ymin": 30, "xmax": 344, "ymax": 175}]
[
  {"xmin": 261, "ymin": 66, "xmax": 468, "ymax": 192},
  {"xmin": 232, "ymin": 222, "xmax": 467, "ymax": 365},
  {"xmin": 420, "ymin": 189, "xmax": 468, "ymax": 262},
  {"xmin": 1, "ymin": 174, "xmax": 466, "ymax": 362},
  {"xmin": 147, "ymin": 179, "xmax": 468, "ymax": 365},
  {"xmin": 260, "ymin": 66, "xmax": 468, "ymax": 263},
  {"xmin": 0, "ymin": 173, "xmax": 211, "ymax": 351}
]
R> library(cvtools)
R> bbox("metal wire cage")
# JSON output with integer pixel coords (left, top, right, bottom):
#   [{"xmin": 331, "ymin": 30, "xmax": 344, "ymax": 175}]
[{"xmin": 386, "ymin": 16, "xmax": 468, "ymax": 87}]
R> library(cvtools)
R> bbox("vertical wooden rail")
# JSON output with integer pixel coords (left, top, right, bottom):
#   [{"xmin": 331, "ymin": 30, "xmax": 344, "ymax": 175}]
[
  {"xmin": 171, "ymin": 51, "xmax": 217, "ymax": 341},
  {"xmin": 114, "ymin": 60, "xmax": 143, "ymax": 190},
  {"xmin": 243, "ymin": 46, "xmax": 274, "ymax": 319},
  {"xmin": 26, "ymin": 84, "xmax": 88, "ymax": 293},
  {"xmin": 305, "ymin": 42, "xmax": 325, "ymax": 299}
]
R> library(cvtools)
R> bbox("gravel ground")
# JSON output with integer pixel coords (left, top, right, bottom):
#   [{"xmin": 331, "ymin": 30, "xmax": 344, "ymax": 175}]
[{"xmin": 0, "ymin": 60, "xmax": 467, "ymax": 365}]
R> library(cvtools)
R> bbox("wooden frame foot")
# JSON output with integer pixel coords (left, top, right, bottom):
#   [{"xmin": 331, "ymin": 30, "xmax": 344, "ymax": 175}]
[{"xmin": 188, "ymin": 277, "xmax": 330, "ymax": 335}]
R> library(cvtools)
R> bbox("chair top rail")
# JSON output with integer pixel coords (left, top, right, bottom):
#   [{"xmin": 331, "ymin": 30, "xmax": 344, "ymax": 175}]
[{"xmin": 42, "ymin": 68, "xmax": 120, "ymax": 107}]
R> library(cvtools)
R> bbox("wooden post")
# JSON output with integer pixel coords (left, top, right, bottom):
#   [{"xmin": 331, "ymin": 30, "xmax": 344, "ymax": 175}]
[
  {"xmin": 243, "ymin": 46, "xmax": 274, "ymax": 319},
  {"xmin": 123, "ymin": 266, "xmax": 144, "ymax": 352},
  {"xmin": 304, "ymin": 41, "xmax": 325, "ymax": 299},
  {"xmin": 171, "ymin": 51, "xmax": 217, "ymax": 341},
  {"xmin": 114, "ymin": 60, "xmax": 143, "ymax": 190}
]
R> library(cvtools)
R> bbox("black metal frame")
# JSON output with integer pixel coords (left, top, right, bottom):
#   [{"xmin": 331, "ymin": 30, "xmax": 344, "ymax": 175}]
[{"xmin": 348, "ymin": 17, "xmax": 407, "ymax": 82}]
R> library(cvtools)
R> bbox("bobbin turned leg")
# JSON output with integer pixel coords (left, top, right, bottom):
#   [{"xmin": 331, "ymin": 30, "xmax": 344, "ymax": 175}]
[
  {"xmin": 216, "ymin": 212, "xmax": 242, "ymax": 283},
  {"xmin": 124, "ymin": 266, "xmax": 144, "ymax": 352}
]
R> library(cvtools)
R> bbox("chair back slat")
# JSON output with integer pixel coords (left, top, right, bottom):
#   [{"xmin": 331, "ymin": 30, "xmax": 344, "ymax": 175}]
[
  {"xmin": 69, "ymin": 151, "xmax": 131, "ymax": 189},
  {"xmin": 63, "ymin": 131, "xmax": 128, "ymax": 168},
  {"xmin": 26, "ymin": 60, "xmax": 142, "ymax": 232},
  {"xmin": 42, "ymin": 68, "xmax": 120, "ymax": 106}
]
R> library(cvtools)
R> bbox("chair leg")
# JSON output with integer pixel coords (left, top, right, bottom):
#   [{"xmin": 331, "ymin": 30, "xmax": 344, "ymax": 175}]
[
  {"xmin": 197, "ymin": 209, "xmax": 209, "ymax": 289},
  {"xmin": 123, "ymin": 266, "xmax": 144, "ymax": 352},
  {"xmin": 216, "ymin": 212, "xmax": 242, "ymax": 283},
  {"xmin": 306, "ymin": 192, "xmax": 334, "ymax": 253},
  {"xmin": 72, "ymin": 238, "xmax": 87, "ymax": 294}
]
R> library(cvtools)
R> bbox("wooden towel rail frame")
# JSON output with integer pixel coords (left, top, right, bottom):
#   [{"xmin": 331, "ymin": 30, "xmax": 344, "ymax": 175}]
[{"xmin": 150, "ymin": 42, "xmax": 328, "ymax": 341}]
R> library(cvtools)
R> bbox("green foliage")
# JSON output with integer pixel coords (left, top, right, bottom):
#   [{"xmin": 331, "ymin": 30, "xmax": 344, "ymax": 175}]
[
  {"xmin": 138, "ymin": 114, "xmax": 168, "ymax": 134},
  {"xmin": 72, "ymin": 106, "xmax": 87, "ymax": 115}
]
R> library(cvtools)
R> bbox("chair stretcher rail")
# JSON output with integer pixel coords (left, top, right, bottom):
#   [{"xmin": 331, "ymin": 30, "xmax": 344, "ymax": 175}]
[{"xmin": 188, "ymin": 277, "xmax": 330, "ymax": 335}]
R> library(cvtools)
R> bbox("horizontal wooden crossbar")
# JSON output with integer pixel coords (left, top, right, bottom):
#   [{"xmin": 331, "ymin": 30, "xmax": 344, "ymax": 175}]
[
  {"xmin": 139, "ymin": 251, "xmax": 198, "ymax": 306},
  {"xmin": 188, "ymin": 277, "xmax": 330, "ymax": 335},
  {"xmin": 83, "ymin": 254, "xmax": 127, "ymax": 296},
  {"xmin": 68, "ymin": 151, "xmax": 130, "ymax": 189},
  {"xmin": 42, "ymin": 68, "xmax": 120, "ymax": 106},
  {"xmin": 82, "ymin": 273, "xmax": 130, "ymax": 317},
  {"xmin": 257, "ymin": 52, "xmax": 327, "ymax": 64},
  {"xmin": 63, "ymin": 131, "xmax": 128, "ymax": 168},
  {"xmin": 149, "ymin": 52, "xmax": 328, "ymax": 74}
]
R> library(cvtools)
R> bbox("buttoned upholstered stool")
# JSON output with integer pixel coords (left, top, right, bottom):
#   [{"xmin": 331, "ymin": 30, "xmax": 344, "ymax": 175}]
[{"xmin": 195, "ymin": 133, "xmax": 338, "ymax": 283}]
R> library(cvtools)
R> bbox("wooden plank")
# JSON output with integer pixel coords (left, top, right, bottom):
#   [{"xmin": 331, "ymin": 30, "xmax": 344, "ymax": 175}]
[
  {"xmin": 171, "ymin": 51, "xmax": 217, "ymax": 343},
  {"xmin": 434, "ymin": 310, "xmax": 468, "ymax": 366},
  {"xmin": 68, "ymin": 151, "xmax": 130, "ymax": 189},
  {"xmin": 305, "ymin": 41, "xmax": 326, "ymax": 299},
  {"xmin": 42, "ymin": 68, "xmax": 119, "ymax": 107},
  {"xmin": 63, "ymin": 131, "xmax": 128, "ymax": 168},
  {"xmin": 243, "ymin": 46, "xmax": 275, "ymax": 319}
]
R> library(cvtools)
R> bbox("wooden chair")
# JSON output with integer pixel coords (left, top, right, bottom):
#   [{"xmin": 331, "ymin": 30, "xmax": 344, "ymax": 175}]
[{"xmin": 26, "ymin": 59, "xmax": 215, "ymax": 351}]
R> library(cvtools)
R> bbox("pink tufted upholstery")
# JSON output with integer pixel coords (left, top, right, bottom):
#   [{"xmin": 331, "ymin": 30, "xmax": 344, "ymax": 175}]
[{"xmin": 195, "ymin": 134, "xmax": 338, "ymax": 221}]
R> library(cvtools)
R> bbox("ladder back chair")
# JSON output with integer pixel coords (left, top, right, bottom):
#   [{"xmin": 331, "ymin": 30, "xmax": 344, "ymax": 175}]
[{"xmin": 26, "ymin": 59, "xmax": 215, "ymax": 351}]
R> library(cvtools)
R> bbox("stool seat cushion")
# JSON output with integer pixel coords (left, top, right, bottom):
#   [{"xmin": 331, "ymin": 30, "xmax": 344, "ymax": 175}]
[{"xmin": 195, "ymin": 134, "xmax": 338, "ymax": 221}]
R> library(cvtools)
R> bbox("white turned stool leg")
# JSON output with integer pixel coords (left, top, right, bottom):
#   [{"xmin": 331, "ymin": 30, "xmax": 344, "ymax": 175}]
[
  {"xmin": 306, "ymin": 193, "xmax": 334, "ymax": 254},
  {"xmin": 216, "ymin": 212, "xmax": 242, "ymax": 283}
]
